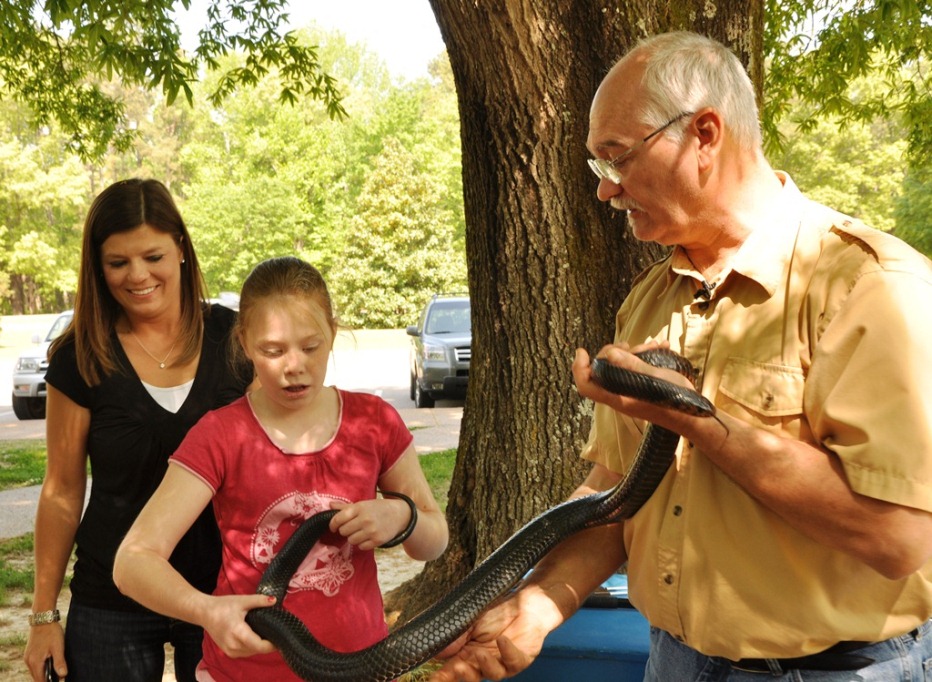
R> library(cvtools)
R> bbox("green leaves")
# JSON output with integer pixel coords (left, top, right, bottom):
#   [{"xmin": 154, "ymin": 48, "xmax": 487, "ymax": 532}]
[
  {"xmin": 0, "ymin": 0, "xmax": 346, "ymax": 160},
  {"xmin": 764, "ymin": 0, "xmax": 932, "ymax": 162}
]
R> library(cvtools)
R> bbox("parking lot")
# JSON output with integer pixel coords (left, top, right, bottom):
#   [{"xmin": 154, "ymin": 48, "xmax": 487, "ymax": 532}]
[{"xmin": 0, "ymin": 318, "xmax": 463, "ymax": 452}]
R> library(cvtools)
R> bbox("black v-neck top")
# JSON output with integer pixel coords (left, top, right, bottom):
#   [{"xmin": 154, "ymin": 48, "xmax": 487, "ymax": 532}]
[{"xmin": 45, "ymin": 304, "xmax": 250, "ymax": 611}]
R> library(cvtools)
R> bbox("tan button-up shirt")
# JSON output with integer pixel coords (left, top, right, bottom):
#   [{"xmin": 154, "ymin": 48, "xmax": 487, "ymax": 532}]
[{"xmin": 582, "ymin": 174, "xmax": 932, "ymax": 660}]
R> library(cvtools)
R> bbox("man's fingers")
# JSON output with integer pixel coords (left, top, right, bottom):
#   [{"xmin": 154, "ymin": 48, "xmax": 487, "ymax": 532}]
[{"xmin": 497, "ymin": 633, "xmax": 533, "ymax": 671}]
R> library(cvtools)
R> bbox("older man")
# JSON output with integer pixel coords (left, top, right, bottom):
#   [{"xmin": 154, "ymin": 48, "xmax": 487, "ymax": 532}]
[{"xmin": 433, "ymin": 31, "xmax": 932, "ymax": 682}]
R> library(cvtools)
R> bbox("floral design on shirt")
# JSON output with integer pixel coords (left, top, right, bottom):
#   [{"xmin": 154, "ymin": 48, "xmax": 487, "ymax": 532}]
[{"xmin": 252, "ymin": 490, "xmax": 355, "ymax": 596}]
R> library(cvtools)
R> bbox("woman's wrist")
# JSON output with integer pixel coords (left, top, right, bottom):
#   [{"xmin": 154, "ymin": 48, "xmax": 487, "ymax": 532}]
[{"xmin": 28, "ymin": 609, "xmax": 61, "ymax": 626}]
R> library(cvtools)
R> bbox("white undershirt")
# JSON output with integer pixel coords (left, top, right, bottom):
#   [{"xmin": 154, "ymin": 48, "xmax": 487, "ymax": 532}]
[{"xmin": 140, "ymin": 378, "xmax": 194, "ymax": 413}]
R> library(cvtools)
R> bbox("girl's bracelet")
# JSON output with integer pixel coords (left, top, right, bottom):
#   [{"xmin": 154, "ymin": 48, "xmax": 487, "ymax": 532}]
[{"xmin": 378, "ymin": 490, "xmax": 418, "ymax": 548}]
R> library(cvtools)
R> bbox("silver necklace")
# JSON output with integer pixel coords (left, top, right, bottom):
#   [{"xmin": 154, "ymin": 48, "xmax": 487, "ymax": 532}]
[{"xmin": 131, "ymin": 331, "xmax": 178, "ymax": 369}]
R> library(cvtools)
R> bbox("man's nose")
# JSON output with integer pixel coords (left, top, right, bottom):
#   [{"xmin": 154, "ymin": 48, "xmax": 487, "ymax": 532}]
[{"xmin": 596, "ymin": 175, "xmax": 623, "ymax": 202}]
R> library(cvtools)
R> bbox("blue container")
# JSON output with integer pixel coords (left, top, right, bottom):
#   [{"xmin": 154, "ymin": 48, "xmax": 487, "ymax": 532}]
[{"xmin": 490, "ymin": 573, "xmax": 650, "ymax": 681}]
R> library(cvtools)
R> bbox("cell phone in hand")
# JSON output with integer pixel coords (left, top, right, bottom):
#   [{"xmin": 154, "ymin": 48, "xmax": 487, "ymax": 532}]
[{"xmin": 44, "ymin": 657, "xmax": 59, "ymax": 682}]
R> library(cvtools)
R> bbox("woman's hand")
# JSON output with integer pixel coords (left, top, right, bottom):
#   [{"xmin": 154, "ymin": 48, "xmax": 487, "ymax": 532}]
[{"xmin": 23, "ymin": 622, "xmax": 66, "ymax": 682}]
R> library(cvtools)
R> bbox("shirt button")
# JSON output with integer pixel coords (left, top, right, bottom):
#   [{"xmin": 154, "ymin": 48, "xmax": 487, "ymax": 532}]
[
  {"xmin": 673, "ymin": 505, "xmax": 683, "ymax": 516},
  {"xmin": 664, "ymin": 574, "xmax": 675, "ymax": 585}
]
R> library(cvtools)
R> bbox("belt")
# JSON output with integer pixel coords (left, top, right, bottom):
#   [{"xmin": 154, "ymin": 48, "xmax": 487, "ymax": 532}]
[{"xmin": 730, "ymin": 641, "xmax": 875, "ymax": 674}]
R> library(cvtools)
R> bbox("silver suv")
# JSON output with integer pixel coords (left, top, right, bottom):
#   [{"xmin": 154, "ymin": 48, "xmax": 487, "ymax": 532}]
[
  {"xmin": 11, "ymin": 310, "xmax": 73, "ymax": 420},
  {"xmin": 406, "ymin": 295, "xmax": 471, "ymax": 408}
]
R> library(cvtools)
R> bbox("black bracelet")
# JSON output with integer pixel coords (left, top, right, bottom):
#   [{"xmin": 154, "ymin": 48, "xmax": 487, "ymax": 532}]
[{"xmin": 378, "ymin": 490, "xmax": 418, "ymax": 548}]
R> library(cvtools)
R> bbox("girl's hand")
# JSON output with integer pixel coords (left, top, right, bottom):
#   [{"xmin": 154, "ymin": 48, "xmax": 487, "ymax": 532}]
[
  {"xmin": 329, "ymin": 498, "xmax": 411, "ymax": 551},
  {"xmin": 203, "ymin": 594, "xmax": 279, "ymax": 659}
]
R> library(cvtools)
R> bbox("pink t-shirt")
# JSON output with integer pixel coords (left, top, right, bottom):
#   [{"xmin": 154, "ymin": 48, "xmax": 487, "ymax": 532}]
[{"xmin": 171, "ymin": 389, "xmax": 413, "ymax": 681}]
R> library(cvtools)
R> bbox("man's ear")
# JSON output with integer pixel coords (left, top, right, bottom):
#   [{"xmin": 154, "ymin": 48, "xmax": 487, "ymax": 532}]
[{"xmin": 692, "ymin": 108, "xmax": 723, "ymax": 171}]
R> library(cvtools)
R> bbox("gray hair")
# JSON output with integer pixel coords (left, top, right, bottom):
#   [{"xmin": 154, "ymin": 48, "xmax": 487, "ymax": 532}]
[{"xmin": 625, "ymin": 32, "xmax": 761, "ymax": 151}]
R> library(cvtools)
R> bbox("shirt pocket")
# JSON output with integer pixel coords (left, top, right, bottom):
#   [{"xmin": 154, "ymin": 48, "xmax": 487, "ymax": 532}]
[{"xmin": 717, "ymin": 358, "xmax": 805, "ymax": 434}]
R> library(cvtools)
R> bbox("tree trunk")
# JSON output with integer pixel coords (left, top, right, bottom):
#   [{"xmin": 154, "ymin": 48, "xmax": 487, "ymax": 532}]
[{"xmin": 387, "ymin": 0, "xmax": 763, "ymax": 621}]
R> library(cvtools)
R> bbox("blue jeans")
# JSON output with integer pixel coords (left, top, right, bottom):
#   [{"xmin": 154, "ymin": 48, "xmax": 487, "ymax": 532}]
[
  {"xmin": 64, "ymin": 600, "xmax": 204, "ymax": 682},
  {"xmin": 644, "ymin": 620, "xmax": 932, "ymax": 681}
]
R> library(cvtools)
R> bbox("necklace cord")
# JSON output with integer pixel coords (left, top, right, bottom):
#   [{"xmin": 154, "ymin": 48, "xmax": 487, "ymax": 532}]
[{"xmin": 130, "ymin": 330, "xmax": 178, "ymax": 369}]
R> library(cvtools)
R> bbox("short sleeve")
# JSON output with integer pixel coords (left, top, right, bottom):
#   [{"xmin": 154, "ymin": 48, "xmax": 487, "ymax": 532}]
[
  {"xmin": 806, "ymin": 267, "xmax": 932, "ymax": 512},
  {"xmin": 170, "ymin": 408, "xmax": 231, "ymax": 493},
  {"xmin": 377, "ymin": 398, "xmax": 414, "ymax": 475},
  {"xmin": 44, "ymin": 340, "xmax": 92, "ymax": 408}
]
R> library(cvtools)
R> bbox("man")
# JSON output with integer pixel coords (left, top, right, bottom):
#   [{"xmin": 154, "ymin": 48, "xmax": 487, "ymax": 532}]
[{"xmin": 432, "ymin": 31, "xmax": 932, "ymax": 681}]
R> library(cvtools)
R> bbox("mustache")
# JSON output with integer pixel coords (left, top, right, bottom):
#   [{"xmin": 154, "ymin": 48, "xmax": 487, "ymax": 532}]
[{"xmin": 610, "ymin": 198, "xmax": 642, "ymax": 213}]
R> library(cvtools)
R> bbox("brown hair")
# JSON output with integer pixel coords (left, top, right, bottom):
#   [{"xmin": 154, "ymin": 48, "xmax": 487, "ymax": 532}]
[
  {"xmin": 51, "ymin": 178, "xmax": 208, "ymax": 385},
  {"xmin": 232, "ymin": 256, "xmax": 338, "ymax": 369}
]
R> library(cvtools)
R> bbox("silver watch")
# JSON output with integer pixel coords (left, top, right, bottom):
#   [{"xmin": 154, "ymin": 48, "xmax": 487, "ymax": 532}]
[{"xmin": 28, "ymin": 609, "xmax": 61, "ymax": 626}]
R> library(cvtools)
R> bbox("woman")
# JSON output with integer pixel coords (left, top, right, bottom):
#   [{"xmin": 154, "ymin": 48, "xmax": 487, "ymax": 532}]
[{"xmin": 23, "ymin": 179, "xmax": 252, "ymax": 682}]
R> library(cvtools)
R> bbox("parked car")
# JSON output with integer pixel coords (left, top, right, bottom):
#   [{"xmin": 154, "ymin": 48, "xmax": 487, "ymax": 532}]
[
  {"xmin": 406, "ymin": 294, "xmax": 471, "ymax": 408},
  {"xmin": 208, "ymin": 291, "xmax": 241, "ymax": 311},
  {"xmin": 11, "ymin": 310, "xmax": 73, "ymax": 420}
]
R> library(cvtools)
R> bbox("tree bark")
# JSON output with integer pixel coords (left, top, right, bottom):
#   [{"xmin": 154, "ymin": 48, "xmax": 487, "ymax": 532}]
[{"xmin": 387, "ymin": 0, "xmax": 763, "ymax": 621}]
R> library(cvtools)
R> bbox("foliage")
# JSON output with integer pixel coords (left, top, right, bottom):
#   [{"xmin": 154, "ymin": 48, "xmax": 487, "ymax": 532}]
[
  {"xmin": 894, "ymin": 164, "xmax": 932, "ymax": 254},
  {"xmin": 0, "ymin": 0, "xmax": 346, "ymax": 160},
  {"xmin": 769, "ymin": 94, "xmax": 908, "ymax": 234},
  {"xmin": 329, "ymin": 135, "xmax": 466, "ymax": 328},
  {"xmin": 764, "ymin": 0, "xmax": 932, "ymax": 162},
  {"xmin": 0, "ymin": 23, "xmax": 466, "ymax": 317},
  {"xmin": 764, "ymin": 11, "xmax": 932, "ymax": 255}
]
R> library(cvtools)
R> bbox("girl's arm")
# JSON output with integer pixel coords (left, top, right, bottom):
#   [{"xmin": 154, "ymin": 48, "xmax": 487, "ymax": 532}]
[
  {"xmin": 113, "ymin": 465, "xmax": 276, "ymax": 658},
  {"xmin": 331, "ymin": 446, "xmax": 449, "ymax": 561},
  {"xmin": 24, "ymin": 387, "xmax": 90, "ymax": 681}
]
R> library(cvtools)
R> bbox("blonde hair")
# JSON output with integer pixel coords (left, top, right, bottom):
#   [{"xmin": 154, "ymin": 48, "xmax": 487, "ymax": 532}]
[{"xmin": 232, "ymin": 256, "xmax": 338, "ymax": 369}]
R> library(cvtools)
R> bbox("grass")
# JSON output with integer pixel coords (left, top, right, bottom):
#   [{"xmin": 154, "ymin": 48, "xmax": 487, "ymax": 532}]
[
  {"xmin": 0, "ymin": 441, "xmax": 48, "ymax": 491},
  {"xmin": 419, "ymin": 448, "xmax": 456, "ymax": 510},
  {"xmin": 0, "ymin": 535, "xmax": 33, "ymax": 606}
]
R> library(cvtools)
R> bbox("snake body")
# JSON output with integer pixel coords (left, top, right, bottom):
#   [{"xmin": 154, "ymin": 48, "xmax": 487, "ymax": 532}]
[{"xmin": 245, "ymin": 349, "xmax": 714, "ymax": 681}]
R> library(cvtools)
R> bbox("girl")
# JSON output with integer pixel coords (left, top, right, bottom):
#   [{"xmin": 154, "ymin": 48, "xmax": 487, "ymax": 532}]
[{"xmin": 114, "ymin": 256, "xmax": 449, "ymax": 681}]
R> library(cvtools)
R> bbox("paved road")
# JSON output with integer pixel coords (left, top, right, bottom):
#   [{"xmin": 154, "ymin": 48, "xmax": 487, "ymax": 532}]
[{"xmin": 0, "ymin": 329, "xmax": 463, "ymax": 539}]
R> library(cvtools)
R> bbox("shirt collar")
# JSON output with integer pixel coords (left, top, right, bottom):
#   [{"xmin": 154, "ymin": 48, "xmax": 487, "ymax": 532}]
[{"xmin": 665, "ymin": 172, "xmax": 805, "ymax": 298}]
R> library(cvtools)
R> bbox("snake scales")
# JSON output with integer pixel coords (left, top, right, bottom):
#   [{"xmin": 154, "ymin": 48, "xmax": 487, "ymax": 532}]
[{"xmin": 245, "ymin": 349, "xmax": 715, "ymax": 681}]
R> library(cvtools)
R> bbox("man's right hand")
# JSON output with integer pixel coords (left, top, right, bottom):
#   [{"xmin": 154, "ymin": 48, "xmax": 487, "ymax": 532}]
[{"xmin": 430, "ymin": 586, "xmax": 564, "ymax": 681}]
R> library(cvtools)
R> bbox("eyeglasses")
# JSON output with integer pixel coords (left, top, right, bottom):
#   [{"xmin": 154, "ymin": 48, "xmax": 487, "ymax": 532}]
[{"xmin": 587, "ymin": 111, "xmax": 694, "ymax": 184}]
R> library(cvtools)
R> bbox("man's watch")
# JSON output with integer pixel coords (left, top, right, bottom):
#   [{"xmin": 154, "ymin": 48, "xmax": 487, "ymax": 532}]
[{"xmin": 28, "ymin": 610, "xmax": 61, "ymax": 626}]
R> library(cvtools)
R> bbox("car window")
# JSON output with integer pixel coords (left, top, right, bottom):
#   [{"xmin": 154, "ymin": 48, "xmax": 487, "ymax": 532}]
[
  {"xmin": 425, "ymin": 302, "xmax": 470, "ymax": 334},
  {"xmin": 46, "ymin": 313, "xmax": 73, "ymax": 342}
]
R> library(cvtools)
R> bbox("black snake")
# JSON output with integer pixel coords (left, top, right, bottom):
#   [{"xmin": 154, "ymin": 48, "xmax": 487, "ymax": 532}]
[{"xmin": 245, "ymin": 349, "xmax": 714, "ymax": 681}]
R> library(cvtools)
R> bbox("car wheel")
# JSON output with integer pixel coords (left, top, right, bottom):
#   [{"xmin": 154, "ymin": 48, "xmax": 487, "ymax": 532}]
[
  {"xmin": 12, "ymin": 394, "xmax": 45, "ymax": 420},
  {"xmin": 410, "ymin": 372, "xmax": 417, "ymax": 401},
  {"xmin": 414, "ymin": 381, "xmax": 435, "ymax": 409}
]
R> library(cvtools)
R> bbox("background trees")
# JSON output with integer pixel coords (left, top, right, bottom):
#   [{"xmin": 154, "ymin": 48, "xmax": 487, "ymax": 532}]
[
  {"xmin": 0, "ymin": 22, "xmax": 465, "ymax": 317},
  {"xmin": 0, "ymin": 0, "xmax": 344, "ymax": 159}
]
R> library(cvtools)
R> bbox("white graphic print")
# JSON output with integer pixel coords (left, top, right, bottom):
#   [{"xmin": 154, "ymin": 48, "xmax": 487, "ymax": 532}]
[{"xmin": 252, "ymin": 491, "xmax": 354, "ymax": 596}]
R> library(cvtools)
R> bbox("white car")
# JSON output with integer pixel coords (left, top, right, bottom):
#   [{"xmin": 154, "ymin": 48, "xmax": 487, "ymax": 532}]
[{"xmin": 11, "ymin": 310, "xmax": 73, "ymax": 420}]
